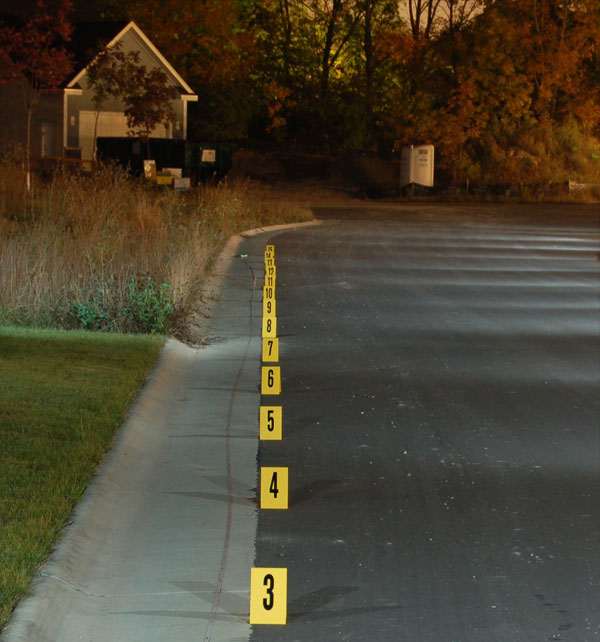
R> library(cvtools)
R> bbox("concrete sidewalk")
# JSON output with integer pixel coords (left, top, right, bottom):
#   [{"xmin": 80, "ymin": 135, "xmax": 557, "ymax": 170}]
[{"xmin": 1, "ymin": 228, "xmax": 292, "ymax": 642}]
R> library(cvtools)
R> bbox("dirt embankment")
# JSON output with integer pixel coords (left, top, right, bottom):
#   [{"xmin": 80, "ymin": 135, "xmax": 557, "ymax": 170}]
[{"xmin": 227, "ymin": 148, "xmax": 401, "ymax": 198}]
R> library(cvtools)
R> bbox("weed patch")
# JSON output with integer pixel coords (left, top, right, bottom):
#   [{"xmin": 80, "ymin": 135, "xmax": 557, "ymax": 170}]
[{"xmin": 0, "ymin": 163, "xmax": 312, "ymax": 338}]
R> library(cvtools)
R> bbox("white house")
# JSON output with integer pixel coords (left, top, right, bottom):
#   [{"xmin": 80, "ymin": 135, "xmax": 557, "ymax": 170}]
[{"xmin": 0, "ymin": 20, "xmax": 198, "ymax": 162}]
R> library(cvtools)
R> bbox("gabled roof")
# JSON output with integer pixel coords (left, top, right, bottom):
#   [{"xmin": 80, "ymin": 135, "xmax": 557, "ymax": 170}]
[
  {"xmin": 67, "ymin": 20, "xmax": 129, "ymax": 72},
  {"xmin": 66, "ymin": 20, "xmax": 195, "ymax": 96}
]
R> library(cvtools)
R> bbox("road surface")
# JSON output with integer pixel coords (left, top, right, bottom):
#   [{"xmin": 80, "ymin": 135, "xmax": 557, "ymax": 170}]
[{"xmin": 253, "ymin": 203, "xmax": 599, "ymax": 641}]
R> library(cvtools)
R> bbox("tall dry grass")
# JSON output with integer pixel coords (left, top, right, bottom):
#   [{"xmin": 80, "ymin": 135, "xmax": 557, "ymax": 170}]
[{"xmin": 0, "ymin": 162, "xmax": 311, "ymax": 335}]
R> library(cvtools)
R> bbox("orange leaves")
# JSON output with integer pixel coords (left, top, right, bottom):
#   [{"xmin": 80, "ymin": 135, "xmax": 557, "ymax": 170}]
[
  {"xmin": 0, "ymin": 0, "xmax": 74, "ymax": 92},
  {"xmin": 122, "ymin": 0, "xmax": 256, "ymax": 89}
]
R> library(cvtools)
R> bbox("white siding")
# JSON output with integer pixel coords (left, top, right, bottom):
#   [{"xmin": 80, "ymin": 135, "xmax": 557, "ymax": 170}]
[{"xmin": 78, "ymin": 110, "xmax": 171, "ymax": 160}]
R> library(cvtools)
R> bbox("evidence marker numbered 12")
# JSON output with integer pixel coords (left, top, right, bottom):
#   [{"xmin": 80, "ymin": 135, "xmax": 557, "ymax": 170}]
[
  {"xmin": 249, "ymin": 567, "xmax": 287, "ymax": 625},
  {"xmin": 260, "ymin": 466, "xmax": 288, "ymax": 509}
]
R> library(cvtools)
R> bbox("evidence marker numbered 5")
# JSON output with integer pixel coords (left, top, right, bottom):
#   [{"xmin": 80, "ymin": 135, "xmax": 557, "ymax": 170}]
[{"xmin": 260, "ymin": 405, "xmax": 282, "ymax": 440}]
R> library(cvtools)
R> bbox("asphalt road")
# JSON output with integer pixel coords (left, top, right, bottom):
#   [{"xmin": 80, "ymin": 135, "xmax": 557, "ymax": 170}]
[{"xmin": 253, "ymin": 204, "xmax": 600, "ymax": 642}]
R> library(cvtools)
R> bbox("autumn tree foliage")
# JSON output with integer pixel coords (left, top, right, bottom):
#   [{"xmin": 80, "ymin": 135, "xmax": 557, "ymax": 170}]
[
  {"xmin": 100, "ymin": 0, "xmax": 257, "ymax": 140},
  {"xmin": 98, "ymin": 0, "xmax": 600, "ymax": 183},
  {"xmin": 0, "ymin": 0, "xmax": 74, "ymax": 189},
  {"xmin": 87, "ymin": 43, "xmax": 176, "ymax": 156}
]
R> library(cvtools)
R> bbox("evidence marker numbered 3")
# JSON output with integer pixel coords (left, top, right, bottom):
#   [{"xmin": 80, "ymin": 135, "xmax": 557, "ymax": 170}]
[{"xmin": 250, "ymin": 567, "xmax": 287, "ymax": 625}]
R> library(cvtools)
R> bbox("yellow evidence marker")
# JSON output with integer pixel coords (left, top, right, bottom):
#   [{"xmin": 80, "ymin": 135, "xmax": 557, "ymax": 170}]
[
  {"xmin": 260, "ymin": 467, "xmax": 288, "ymax": 509},
  {"xmin": 263, "ymin": 297, "xmax": 276, "ymax": 318},
  {"xmin": 265, "ymin": 244, "xmax": 275, "ymax": 256},
  {"xmin": 249, "ymin": 567, "xmax": 287, "ymax": 625},
  {"xmin": 262, "ymin": 337, "xmax": 279, "ymax": 362},
  {"xmin": 259, "ymin": 406, "xmax": 282, "ymax": 440},
  {"xmin": 263, "ymin": 285, "xmax": 275, "ymax": 302},
  {"xmin": 262, "ymin": 315, "xmax": 277, "ymax": 338},
  {"xmin": 265, "ymin": 264, "xmax": 276, "ymax": 278},
  {"xmin": 261, "ymin": 366, "xmax": 281, "ymax": 394},
  {"xmin": 265, "ymin": 274, "xmax": 276, "ymax": 289}
]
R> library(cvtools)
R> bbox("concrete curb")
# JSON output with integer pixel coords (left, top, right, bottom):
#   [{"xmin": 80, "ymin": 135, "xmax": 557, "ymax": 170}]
[
  {"xmin": 192, "ymin": 220, "xmax": 322, "ymax": 341},
  {"xmin": 1, "ymin": 222, "xmax": 312, "ymax": 642}
]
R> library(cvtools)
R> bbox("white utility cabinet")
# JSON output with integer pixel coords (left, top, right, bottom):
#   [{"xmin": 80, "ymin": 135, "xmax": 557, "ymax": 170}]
[{"xmin": 400, "ymin": 144, "xmax": 435, "ymax": 187}]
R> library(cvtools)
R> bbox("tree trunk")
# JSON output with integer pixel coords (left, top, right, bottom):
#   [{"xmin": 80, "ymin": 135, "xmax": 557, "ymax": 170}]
[
  {"xmin": 364, "ymin": 0, "xmax": 374, "ymax": 121},
  {"xmin": 320, "ymin": 0, "xmax": 341, "ymax": 108}
]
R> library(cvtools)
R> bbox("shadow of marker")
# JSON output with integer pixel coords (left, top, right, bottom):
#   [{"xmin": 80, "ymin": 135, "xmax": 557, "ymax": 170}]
[
  {"xmin": 170, "ymin": 580, "xmax": 248, "ymax": 616},
  {"xmin": 288, "ymin": 585, "xmax": 357, "ymax": 621},
  {"xmin": 289, "ymin": 479, "xmax": 341, "ymax": 507},
  {"xmin": 165, "ymin": 490, "xmax": 256, "ymax": 507},
  {"xmin": 114, "ymin": 582, "xmax": 402, "ymax": 624}
]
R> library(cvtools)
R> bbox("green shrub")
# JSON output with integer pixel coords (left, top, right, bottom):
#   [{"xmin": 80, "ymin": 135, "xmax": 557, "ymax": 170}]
[
  {"xmin": 124, "ymin": 275, "xmax": 174, "ymax": 334},
  {"xmin": 70, "ymin": 276, "xmax": 174, "ymax": 334}
]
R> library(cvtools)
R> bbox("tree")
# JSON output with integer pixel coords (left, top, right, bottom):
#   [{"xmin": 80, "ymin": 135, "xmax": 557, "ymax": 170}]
[
  {"xmin": 100, "ymin": 0, "xmax": 258, "ymax": 140},
  {"xmin": 407, "ymin": 0, "xmax": 442, "ymax": 41},
  {"xmin": 122, "ymin": 63, "xmax": 176, "ymax": 144},
  {"xmin": 87, "ymin": 44, "xmax": 176, "ymax": 158},
  {"xmin": 0, "ymin": 0, "xmax": 73, "ymax": 190}
]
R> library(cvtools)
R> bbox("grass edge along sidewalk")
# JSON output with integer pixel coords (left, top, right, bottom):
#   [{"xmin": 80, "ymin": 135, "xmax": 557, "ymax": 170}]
[{"xmin": 0, "ymin": 326, "xmax": 165, "ymax": 631}]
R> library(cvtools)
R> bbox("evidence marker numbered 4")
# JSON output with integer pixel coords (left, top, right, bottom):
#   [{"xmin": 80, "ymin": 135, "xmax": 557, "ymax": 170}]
[{"xmin": 260, "ymin": 466, "xmax": 288, "ymax": 509}]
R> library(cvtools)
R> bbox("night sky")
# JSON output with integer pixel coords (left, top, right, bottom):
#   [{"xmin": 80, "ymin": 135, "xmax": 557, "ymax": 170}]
[{"xmin": 0, "ymin": 0, "xmax": 109, "ymax": 22}]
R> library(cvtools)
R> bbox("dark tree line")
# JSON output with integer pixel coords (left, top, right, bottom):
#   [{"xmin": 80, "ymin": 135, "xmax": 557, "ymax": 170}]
[{"xmin": 4, "ymin": 0, "xmax": 600, "ymax": 183}]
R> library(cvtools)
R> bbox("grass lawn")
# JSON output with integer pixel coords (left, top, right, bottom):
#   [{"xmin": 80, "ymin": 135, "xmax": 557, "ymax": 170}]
[{"xmin": 0, "ymin": 326, "xmax": 165, "ymax": 631}]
